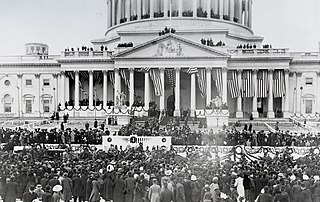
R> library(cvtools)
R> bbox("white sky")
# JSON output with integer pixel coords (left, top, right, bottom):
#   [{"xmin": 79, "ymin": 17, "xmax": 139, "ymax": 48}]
[{"xmin": 0, "ymin": 0, "xmax": 319, "ymax": 56}]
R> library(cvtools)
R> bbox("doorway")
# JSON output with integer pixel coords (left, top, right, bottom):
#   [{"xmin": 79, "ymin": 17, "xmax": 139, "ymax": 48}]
[{"xmin": 166, "ymin": 94, "xmax": 175, "ymax": 116}]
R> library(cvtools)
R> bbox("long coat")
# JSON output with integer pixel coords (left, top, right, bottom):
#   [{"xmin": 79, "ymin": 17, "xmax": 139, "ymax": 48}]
[
  {"xmin": 175, "ymin": 182, "xmax": 186, "ymax": 202},
  {"xmin": 125, "ymin": 177, "xmax": 135, "ymax": 202},
  {"xmin": 113, "ymin": 177, "xmax": 125, "ymax": 202},
  {"xmin": 86, "ymin": 177, "xmax": 93, "ymax": 201},
  {"xmin": 4, "ymin": 182, "xmax": 18, "ymax": 202},
  {"xmin": 73, "ymin": 175, "xmax": 85, "ymax": 198},
  {"xmin": 61, "ymin": 177, "xmax": 73, "ymax": 201},
  {"xmin": 190, "ymin": 181, "xmax": 200, "ymax": 202},
  {"xmin": 103, "ymin": 171, "xmax": 116, "ymax": 200},
  {"xmin": 89, "ymin": 180, "xmax": 101, "ymax": 202}
]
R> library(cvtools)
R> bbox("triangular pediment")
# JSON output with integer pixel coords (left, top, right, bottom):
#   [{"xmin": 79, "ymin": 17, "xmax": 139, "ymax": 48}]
[{"xmin": 112, "ymin": 34, "xmax": 230, "ymax": 59}]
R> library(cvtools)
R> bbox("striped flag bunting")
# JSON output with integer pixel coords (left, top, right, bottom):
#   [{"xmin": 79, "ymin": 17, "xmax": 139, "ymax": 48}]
[
  {"xmin": 79, "ymin": 81, "xmax": 85, "ymax": 92},
  {"xmin": 80, "ymin": 71, "xmax": 89, "ymax": 79},
  {"xmin": 257, "ymin": 70, "xmax": 268, "ymax": 98},
  {"xmin": 227, "ymin": 71, "xmax": 240, "ymax": 98},
  {"xmin": 66, "ymin": 72, "xmax": 74, "ymax": 80},
  {"xmin": 120, "ymin": 69, "xmax": 130, "ymax": 90},
  {"xmin": 165, "ymin": 69, "xmax": 175, "ymax": 88},
  {"xmin": 273, "ymin": 70, "xmax": 285, "ymax": 98},
  {"xmin": 94, "ymin": 72, "xmax": 102, "ymax": 84},
  {"xmin": 196, "ymin": 69, "xmax": 206, "ymax": 98},
  {"xmin": 212, "ymin": 69, "xmax": 223, "ymax": 96},
  {"xmin": 138, "ymin": 67, "xmax": 151, "ymax": 72},
  {"xmin": 109, "ymin": 71, "xmax": 115, "ymax": 89},
  {"xmin": 186, "ymin": 67, "xmax": 198, "ymax": 74},
  {"xmin": 241, "ymin": 71, "xmax": 254, "ymax": 97},
  {"xmin": 149, "ymin": 69, "xmax": 163, "ymax": 96}
]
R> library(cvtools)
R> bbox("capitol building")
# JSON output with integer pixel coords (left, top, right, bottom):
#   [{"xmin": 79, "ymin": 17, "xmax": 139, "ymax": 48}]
[{"xmin": 0, "ymin": 0, "xmax": 319, "ymax": 121}]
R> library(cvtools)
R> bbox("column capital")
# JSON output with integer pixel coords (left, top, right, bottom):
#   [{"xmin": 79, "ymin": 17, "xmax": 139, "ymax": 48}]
[
  {"xmin": 114, "ymin": 67, "xmax": 119, "ymax": 71},
  {"xmin": 252, "ymin": 69, "xmax": 258, "ymax": 73},
  {"xmin": 268, "ymin": 69, "xmax": 274, "ymax": 73},
  {"xmin": 237, "ymin": 69, "xmax": 243, "ymax": 73},
  {"xmin": 53, "ymin": 73, "xmax": 59, "ymax": 78},
  {"xmin": 35, "ymin": 73, "xmax": 41, "ymax": 78},
  {"xmin": 316, "ymin": 72, "xmax": 320, "ymax": 77},
  {"xmin": 206, "ymin": 67, "xmax": 212, "ymax": 71},
  {"xmin": 284, "ymin": 69, "xmax": 290, "ymax": 74},
  {"xmin": 88, "ymin": 70, "xmax": 94, "ymax": 75},
  {"xmin": 17, "ymin": 73, "xmax": 23, "ymax": 78},
  {"xmin": 74, "ymin": 70, "xmax": 79, "ymax": 74},
  {"xmin": 222, "ymin": 67, "xmax": 228, "ymax": 72},
  {"xmin": 174, "ymin": 67, "xmax": 181, "ymax": 71},
  {"xmin": 102, "ymin": 70, "xmax": 108, "ymax": 74},
  {"xmin": 128, "ymin": 67, "xmax": 135, "ymax": 72},
  {"xmin": 159, "ymin": 67, "xmax": 165, "ymax": 72},
  {"xmin": 60, "ymin": 71, "xmax": 66, "ymax": 76}
]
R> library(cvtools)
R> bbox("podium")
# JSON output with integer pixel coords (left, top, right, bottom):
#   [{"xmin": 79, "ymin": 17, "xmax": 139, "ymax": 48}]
[{"xmin": 205, "ymin": 109, "xmax": 229, "ymax": 127}]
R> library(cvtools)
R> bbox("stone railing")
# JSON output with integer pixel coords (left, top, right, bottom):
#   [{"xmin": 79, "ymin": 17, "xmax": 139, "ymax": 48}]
[
  {"xmin": 228, "ymin": 48, "xmax": 290, "ymax": 56},
  {"xmin": 61, "ymin": 50, "xmax": 114, "ymax": 58},
  {"xmin": 0, "ymin": 55, "xmax": 59, "ymax": 62},
  {"xmin": 290, "ymin": 52, "xmax": 320, "ymax": 59}
]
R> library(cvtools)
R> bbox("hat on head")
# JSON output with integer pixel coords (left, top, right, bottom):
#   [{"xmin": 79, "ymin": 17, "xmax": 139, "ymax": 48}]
[
  {"xmin": 314, "ymin": 175, "xmax": 320, "ymax": 182},
  {"xmin": 191, "ymin": 175, "xmax": 197, "ymax": 181},
  {"xmin": 107, "ymin": 165, "xmax": 114, "ymax": 172},
  {"xmin": 36, "ymin": 184, "xmax": 42, "ymax": 189},
  {"xmin": 303, "ymin": 174, "xmax": 310, "ymax": 181},
  {"xmin": 52, "ymin": 185, "xmax": 63, "ymax": 192},
  {"xmin": 165, "ymin": 170, "xmax": 172, "ymax": 176}
]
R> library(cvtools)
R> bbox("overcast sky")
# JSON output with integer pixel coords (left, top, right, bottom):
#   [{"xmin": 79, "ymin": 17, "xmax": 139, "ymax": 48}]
[{"xmin": 0, "ymin": 0, "xmax": 319, "ymax": 56}]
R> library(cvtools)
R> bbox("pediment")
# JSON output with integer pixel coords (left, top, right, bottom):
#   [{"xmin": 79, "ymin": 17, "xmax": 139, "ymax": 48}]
[{"xmin": 112, "ymin": 34, "xmax": 230, "ymax": 59}]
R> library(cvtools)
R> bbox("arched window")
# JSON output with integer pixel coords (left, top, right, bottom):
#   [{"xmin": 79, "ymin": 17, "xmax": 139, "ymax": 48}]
[{"xmin": 3, "ymin": 94, "xmax": 12, "ymax": 112}]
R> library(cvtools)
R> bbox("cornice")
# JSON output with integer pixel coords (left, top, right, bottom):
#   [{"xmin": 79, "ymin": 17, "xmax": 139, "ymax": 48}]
[
  {"xmin": 290, "ymin": 60, "xmax": 320, "ymax": 64},
  {"xmin": 56, "ymin": 58, "xmax": 113, "ymax": 63},
  {"xmin": 0, "ymin": 63, "xmax": 60, "ymax": 67},
  {"xmin": 112, "ymin": 56, "xmax": 229, "ymax": 60},
  {"xmin": 228, "ymin": 57, "xmax": 293, "ymax": 62}
]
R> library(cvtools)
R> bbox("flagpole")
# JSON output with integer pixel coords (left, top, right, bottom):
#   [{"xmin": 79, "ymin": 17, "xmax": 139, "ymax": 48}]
[{"xmin": 169, "ymin": 0, "xmax": 172, "ymax": 31}]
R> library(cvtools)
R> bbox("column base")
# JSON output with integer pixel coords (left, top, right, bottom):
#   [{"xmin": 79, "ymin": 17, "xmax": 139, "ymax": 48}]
[
  {"xmin": 252, "ymin": 111, "xmax": 259, "ymax": 118},
  {"xmin": 174, "ymin": 110, "xmax": 180, "ymax": 117},
  {"xmin": 267, "ymin": 111, "xmax": 275, "ymax": 118},
  {"xmin": 236, "ymin": 111, "xmax": 243, "ymax": 118},
  {"xmin": 283, "ymin": 111, "xmax": 291, "ymax": 118}
]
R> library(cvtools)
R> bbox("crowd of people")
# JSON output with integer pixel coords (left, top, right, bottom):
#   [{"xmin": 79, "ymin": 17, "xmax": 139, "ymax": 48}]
[
  {"xmin": 200, "ymin": 39, "xmax": 225, "ymax": 47},
  {"xmin": 1, "ymin": 132, "xmax": 320, "ymax": 202}
]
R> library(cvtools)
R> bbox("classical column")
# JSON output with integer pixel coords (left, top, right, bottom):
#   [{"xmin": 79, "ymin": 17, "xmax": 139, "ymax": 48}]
[
  {"xmin": 117, "ymin": 0, "xmax": 122, "ymax": 24},
  {"xmin": 60, "ymin": 71, "xmax": 65, "ymax": 106},
  {"xmin": 112, "ymin": 0, "xmax": 116, "ymax": 25},
  {"xmin": 224, "ymin": 0, "xmax": 229, "ymax": 16},
  {"xmin": 178, "ymin": 0, "xmax": 183, "ymax": 17},
  {"xmin": 142, "ymin": 0, "xmax": 146, "ymax": 16},
  {"xmin": 222, "ymin": 67, "xmax": 228, "ymax": 104},
  {"xmin": 296, "ymin": 72, "xmax": 302, "ymax": 115},
  {"xmin": 17, "ymin": 74, "xmax": 23, "ymax": 118},
  {"xmin": 206, "ymin": 0, "xmax": 211, "ymax": 18},
  {"xmin": 137, "ymin": 0, "xmax": 142, "ymax": 19},
  {"xmin": 237, "ymin": 0, "xmax": 242, "ymax": 24},
  {"xmin": 125, "ymin": 0, "xmax": 130, "ymax": 19},
  {"xmin": 252, "ymin": 69, "xmax": 259, "ymax": 118},
  {"xmin": 291, "ymin": 72, "xmax": 297, "ymax": 114},
  {"xmin": 35, "ymin": 74, "xmax": 41, "ymax": 116},
  {"xmin": 229, "ymin": 0, "xmax": 235, "ymax": 21},
  {"xmin": 129, "ymin": 68, "xmax": 135, "ymax": 107},
  {"xmin": 53, "ymin": 74, "xmax": 59, "ymax": 112},
  {"xmin": 267, "ymin": 70, "xmax": 274, "ymax": 118},
  {"xmin": 248, "ymin": 0, "xmax": 252, "ymax": 28},
  {"xmin": 159, "ymin": 68, "xmax": 165, "ymax": 111},
  {"xmin": 164, "ymin": 0, "xmax": 169, "ymax": 17},
  {"xmin": 150, "ymin": 0, "xmax": 154, "ymax": 18},
  {"xmin": 65, "ymin": 76, "xmax": 70, "ymax": 102},
  {"xmin": 74, "ymin": 71, "xmax": 80, "ymax": 108},
  {"xmin": 114, "ymin": 68, "xmax": 120, "ymax": 103},
  {"xmin": 206, "ymin": 67, "xmax": 212, "ymax": 105},
  {"xmin": 219, "ymin": 0, "xmax": 224, "ymax": 19},
  {"xmin": 103, "ymin": 70, "xmax": 108, "ymax": 109},
  {"xmin": 190, "ymin": 71, "xmax": 196, "ymax": 113},
  {"xmin": 192, "ymin": 0, "xmax": 197, "ymax": 17},
  {"xmin": 244, "ymin": 0, "xmax": 248, "ymax": 26},
  {"xmin": 174, "ymin": 67, "xmax": 181, "ymax": 116},
  {"xmin": 283, "ymin": 70, "xmax": 290, "ymax": 118},
  {"xmin": 236, "ymin": 70, "xmax": 243, "ymax": 118},
  {"xmin": 89, "ymin": 70, "xmax": 94, "ymax": 108},
  {"xmin": 107, "ymin": 0, "xmax": 112, "ymax": 28},
  {"xmin": 144, "ymin": 71, "xmax": 150, "ymax": 110},
  {"xmin": 213, "ymin": 0, "xmax": 219, "ymax": 16}
]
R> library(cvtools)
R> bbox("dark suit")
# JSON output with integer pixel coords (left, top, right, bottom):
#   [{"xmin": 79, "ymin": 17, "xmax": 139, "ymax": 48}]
[
  {"xmin": 22, "ymin": 191, "xmax": 38, "ymax": 202},
  {"xmin": 4, "ymin": 182, "xmax": 18, "ymax": 202},
  {"xmin": 42, "ymin": 192, "xmax": 53, "ymax": 202},
  {"xmin": 73, "ymin": 175, "xmax": 85, "ymax": 202}
]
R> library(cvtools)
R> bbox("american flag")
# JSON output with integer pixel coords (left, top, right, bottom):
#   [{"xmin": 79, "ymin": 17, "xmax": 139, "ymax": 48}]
[
  {"xmin": 109, "ymin": 71, "xmax": 114, "ymax": 89},
  {"xmin": 186, "ymin": 67, "xmax": 198, "ymax": 74},
  {"xmin": 257, "ymin": 70, "xmax": 268, "ymax": 98},
  {"xmin": 165, "ymin": 69, "xmax": 175, "ymax": 88},
  {"xmin": 196, "ymin": 69, "xmax": 206, "ymax": 98},
  {"xmin": 149, "ymin": 69, "xmax": 163, "ymax": 96},
  {"xmin": 138, "ymin": 67, "xmax": 151, "ymax": 72},
  {"xmin": 79, "ymin": 81, "xmax": 85, "ymax": 92},
  {"xmin": 66, "ymin": 72, "xmax": 74, "ymax": 80},
  {"xmin": 212, "ymin": 69, "xmax": 223, "ymax": 96},
  {"xmin": 273, "ymin": 70, "xmax": 285, "ymax": 98},
  {"xmin": 241, "ymin": 70, "xmax": 253, "ymax": 97},
  {"xmin": 120, "ymin": 69, "xmax": 130, "ymax": 90},
  {"xmin": 80, "ymin": 71, "xmax": 89, "ymax": 79},
  {"xmin": 227, "ymin": 71, "xmax": 240, "ymax": 98},
  {"xmin": 94, "ymin": 71, "xmax": 102, "ymax": 84}
]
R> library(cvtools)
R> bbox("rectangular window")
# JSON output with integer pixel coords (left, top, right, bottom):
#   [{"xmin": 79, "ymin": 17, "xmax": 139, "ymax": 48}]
[
  {"xmin": 305, "ymin": 100, "xmax": 312, "ymax": 114},
  {"xmin": 4, "ymin": 103, "xmax": 11, "ymax": 112},
  {"xmin": 26, "ymin": 100, "xmax": 32, "ymax": 113},
  {"xmin": 306, "ymin": 78, "xmax": 313, "ymax": 85},
  {"xmin": 43, "ymin": 100, "xmax": 50, "ymax": 112},
  {"xmin": 43, "ymin": 79, "xmax": 50, "ymax": 86},
  {"xmin": 26, "ymin": 79, "xmax": 32, "ymax": 86}
]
